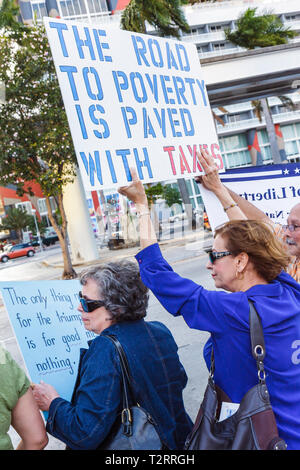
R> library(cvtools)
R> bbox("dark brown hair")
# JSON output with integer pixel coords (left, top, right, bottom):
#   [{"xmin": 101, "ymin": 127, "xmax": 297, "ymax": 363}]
[{"xmin": 215, "ymin": 220, "xmax": 291, "ymax": 282}]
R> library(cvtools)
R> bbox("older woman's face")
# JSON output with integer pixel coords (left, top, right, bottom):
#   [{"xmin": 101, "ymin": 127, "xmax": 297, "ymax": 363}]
[
  {"xmin": 285, "ymin": 204, "xmax": 300, "ymax": 258},
  {"xmin": 77, "ymin": 278, "xmax": 113, "ymax": 334},
  {"xmin": 206, "ymin": 234, "xmax": 238, "ymax": 292}
]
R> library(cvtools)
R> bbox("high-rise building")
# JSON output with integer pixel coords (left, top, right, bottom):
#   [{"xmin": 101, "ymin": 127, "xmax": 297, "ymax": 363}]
[{"xmin": 10, "ymin": 0, "xmax": 300, "ymax": 212}]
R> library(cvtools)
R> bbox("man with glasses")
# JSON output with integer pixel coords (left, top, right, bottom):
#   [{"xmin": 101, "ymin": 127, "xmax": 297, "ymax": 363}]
[{"xmin": 196, "ymin": 149, "xmax": 300, "ymax": 282}]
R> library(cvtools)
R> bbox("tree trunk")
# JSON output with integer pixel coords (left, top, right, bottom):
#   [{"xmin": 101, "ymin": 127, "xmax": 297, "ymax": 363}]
[
  {"xmin": 45, "ymin": 195, "xmax": 77, "ymax": 279},
  {"xmin": 261, "ymin": 98, "xmax": 281, "ymax": 164}
]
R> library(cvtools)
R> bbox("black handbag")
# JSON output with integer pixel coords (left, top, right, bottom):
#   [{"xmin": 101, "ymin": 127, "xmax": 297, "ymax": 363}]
[
  {"xmin": 98, "ymin": 334, "xmax": 164, "ymax": 450},
  {"xmin": 184, "ymin": 300, "xmax": 287, "ymax": 450}
]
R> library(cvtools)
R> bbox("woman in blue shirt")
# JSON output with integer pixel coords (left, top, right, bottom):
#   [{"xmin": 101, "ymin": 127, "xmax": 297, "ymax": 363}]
[{"xmin": 118, "ymin": 160, "xmax": 300, "ymax": 450}]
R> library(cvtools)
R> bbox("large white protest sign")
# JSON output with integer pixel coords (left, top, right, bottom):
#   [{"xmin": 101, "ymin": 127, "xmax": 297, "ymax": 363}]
[
  {"xmin": 0, "ymin": 281, "xmax": 96, "ymax": 402},
  {"xmin": 200, "ymin": 162, "xmax": 300, "ymax": 231},
  {"xmin": 44, "ymin": 17, "xmax": 222, "ymax": 191}
]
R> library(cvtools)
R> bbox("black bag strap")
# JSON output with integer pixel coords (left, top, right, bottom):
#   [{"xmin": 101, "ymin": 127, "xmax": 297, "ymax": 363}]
[
  {"xmin": 103, "ymin": 334, "xmax": 136, "ymax": 436},
  {"xmin": 209, "ymin": 300, "xmax": 266, "ymax": 383},
  {"xmin": 248, "ymin": 299, "xmax": 266, "ymax": 383}
]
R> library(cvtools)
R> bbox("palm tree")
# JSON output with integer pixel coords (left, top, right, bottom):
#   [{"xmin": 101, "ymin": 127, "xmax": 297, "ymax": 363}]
[
  {"xmin": 225, "ymin": 7, "xmax": 296, "ymax": 49},
  {"xmin": 225, "ymin": 8, "xmax": 297, "ymax": 164},
  {"xmin": 0, "ymin": 206, "xmax": 33, "ymax": 242},
  {"xmin": 121, "ymin": 0, "xmax": 190, "ymax": 39}
]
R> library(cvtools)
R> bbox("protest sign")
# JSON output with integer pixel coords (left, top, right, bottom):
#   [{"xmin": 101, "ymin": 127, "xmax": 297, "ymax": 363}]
[
  {"xmin": 200, "ymin": 162, "xmax": 300, "ymax": 231},
  {"xmin": 0, "ymin": 280, "xmax": 96, "ymax": 402},
  {"xmin": 44, "ymin": 17, "xmax": 222, "ymax": 191}
]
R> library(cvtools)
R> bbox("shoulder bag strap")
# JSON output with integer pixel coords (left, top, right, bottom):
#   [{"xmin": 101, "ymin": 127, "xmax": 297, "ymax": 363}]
[
  {"xmin": 103, "ymin": 334, "xmax": 135, "ymax": 436},
  {"xmin": 248, "ymin": 299, "xmax": 266, "ymax": 383},
  {"xmin": 209, "ymin": 300, "xmax": 266, "ymax": 382}
]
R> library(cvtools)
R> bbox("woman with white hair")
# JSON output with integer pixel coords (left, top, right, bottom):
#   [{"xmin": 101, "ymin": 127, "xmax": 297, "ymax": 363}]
[{"xmin": 33, "ymin": 260, "xmax": 192, "ymax": 450}]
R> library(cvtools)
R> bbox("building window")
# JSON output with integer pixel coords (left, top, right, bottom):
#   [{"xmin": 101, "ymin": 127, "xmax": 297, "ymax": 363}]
[
  {"xmin": 213, "ymin": 43, "xmax": 225, "ymax": 51},
  {"xmin": 86, "ymin": 0, "xmax": 107, "ymax": 14},
  {"xmin": 37, "ymin": 198, "xmax": 48, "ymax": 214},
  {"xmin": 32, "ymin": 2, "xmax": 47, "ymax": 20},
  {"xmin": 197, "ymin": 44, "xmax": 209, "ymax": 53},
  {"xmin": 210, "ymin": 25, "xmax": 222, "ymax": 32},
  {"xmin": 15, "ymin": 201, "xmax": 32, "ymax": 214}
]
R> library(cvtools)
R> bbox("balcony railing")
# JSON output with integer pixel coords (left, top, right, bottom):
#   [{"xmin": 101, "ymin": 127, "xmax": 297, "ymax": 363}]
[{"xmin": 182, "ymin": 30, "xmax": 226, "ymax": 44}]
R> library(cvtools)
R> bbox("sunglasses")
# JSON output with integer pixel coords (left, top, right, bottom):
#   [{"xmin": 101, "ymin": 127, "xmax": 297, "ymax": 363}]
[
  {"xmin": 282, "ymin": 224, "xmax": 300, "ymax": 232},
  {"xmin": 79, "ymin": 291, "xmax": 106, "ymax": 313},
  {"xmin": 207, "ymin": 250, "xmax": 232, "ymax": 264}
]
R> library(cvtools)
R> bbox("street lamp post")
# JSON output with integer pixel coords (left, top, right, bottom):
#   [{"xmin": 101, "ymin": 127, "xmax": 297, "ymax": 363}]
[{"xmin": 31, "ymin": 209, "xmax": 43, "ymax": 252}]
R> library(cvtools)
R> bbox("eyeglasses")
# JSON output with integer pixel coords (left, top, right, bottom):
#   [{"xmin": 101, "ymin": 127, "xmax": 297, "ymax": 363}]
[
  {"xmin": 79, "ymin": 291, "xmax": 106, "ymax": 313},
  {"xmin": 282, "ymin": 224, "xmax": 300, "ymax": 232},
  {"xmin": 207, "ymin": 250, "xmax": 232, "ymax": 264}
]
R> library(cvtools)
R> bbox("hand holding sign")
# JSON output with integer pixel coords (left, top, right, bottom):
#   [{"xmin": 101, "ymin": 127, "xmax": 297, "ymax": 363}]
[
  {"xmin": 119, "ymin": 168, "xmax": 157, "ymax": 250},
  {"xmin": 32, "ymin": 381, "xmax": 60, "ymax": 412},
  {"xmin": 195, "ymin": 149, "xmax": 224, "ymax": 195},
  {"xmin": 118, "ymin": 168, "xmax": 148, "ymax": 208}
]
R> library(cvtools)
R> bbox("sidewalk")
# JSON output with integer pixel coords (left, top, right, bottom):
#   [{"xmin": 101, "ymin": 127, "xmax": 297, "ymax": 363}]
[{"xmin": 41, "ymin": 229, "xmax": 213, "ymax": 275}]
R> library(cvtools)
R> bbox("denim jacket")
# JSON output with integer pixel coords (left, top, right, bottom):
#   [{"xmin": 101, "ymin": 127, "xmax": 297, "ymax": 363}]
[{"xmin": 46, "ymin": 320, "xmax": 192, "ymax": 450}]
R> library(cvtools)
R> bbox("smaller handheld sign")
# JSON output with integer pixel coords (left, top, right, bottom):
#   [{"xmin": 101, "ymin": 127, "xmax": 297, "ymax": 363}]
[
  {"xmin": 0, "ymin": 280, "xmax": 96, "ymax": 402},
  {"xmin": 199, "ymin": 163, "xmax": 300, "ymax": 231}
]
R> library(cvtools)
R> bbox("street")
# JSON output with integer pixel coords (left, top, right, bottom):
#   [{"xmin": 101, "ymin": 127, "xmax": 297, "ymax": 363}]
[{"xmin": 0, "ymin": 238, "xmax": 214, "ymax": 449}]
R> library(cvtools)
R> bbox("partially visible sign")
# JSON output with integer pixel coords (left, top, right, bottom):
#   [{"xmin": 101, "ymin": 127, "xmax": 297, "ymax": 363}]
[
  {"xmin": 200, "ymin": 163, "xmax": 300, "ymax": 231},
  {"xmin": 44, "ymin": 17, "xmax": 223, "ymax": 191},
  {"xmin": 0, "ymin": 281, "xmax": 96, "ymax": 402}
]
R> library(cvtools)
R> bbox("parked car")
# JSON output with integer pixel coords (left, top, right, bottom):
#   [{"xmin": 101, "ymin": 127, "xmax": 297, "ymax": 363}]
[
  {"xmin": 42, "ymin": 234, "xmax": 59, "ymax": 246},
  {"xmin": 168, "ymin": 212, "xmax": 186, "ymax": 223},
  {"xmin": 0, "ymin": 243, "xmax": 35, "ymax": 263},
  {"xmin": 30, "ymin": 234, "xmax": 59, "ymax": 247}
]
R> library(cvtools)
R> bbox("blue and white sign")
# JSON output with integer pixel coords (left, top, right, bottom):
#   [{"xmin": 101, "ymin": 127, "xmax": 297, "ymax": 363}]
[
  {"xmin": 200, "ymin": 163, "xmax": 300, "ymax": 231},
  {"xmin": 0, "ymin": 281, "xmax": 96, "ymax": 402},
  {"xmin": 44, "ymin": 17, "xmax": 222, "ymax": 191}
]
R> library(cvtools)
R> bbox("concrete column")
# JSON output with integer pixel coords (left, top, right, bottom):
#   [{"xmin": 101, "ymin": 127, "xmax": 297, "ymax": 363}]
[
  {"xmin": 261, "ymin": 98, "xmax": 282, "ymax": 164},
  {"xmin": 275, "ymin": 124, "xmax": 288, "ymax": 163},
  {"xmin": 63, "ymin": 168, "xmax": 99, "ymax": 263},
  {"xmin": 246, "ymin": 129, "xmax": 263, "ymax": 166}
]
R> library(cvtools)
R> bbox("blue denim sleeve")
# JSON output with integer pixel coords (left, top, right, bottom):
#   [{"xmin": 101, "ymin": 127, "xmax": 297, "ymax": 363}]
[
  {"xmin": 135, "ymin": 244, "xmax": 233, "ymax": 334},
  {"xmin": 46, "ymin": 338, "xmax": 121, "ymax": 449}
]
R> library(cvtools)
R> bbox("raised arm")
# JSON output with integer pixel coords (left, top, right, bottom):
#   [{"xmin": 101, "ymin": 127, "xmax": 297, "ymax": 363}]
[
  {"xmin": 118, "ymin": 168, "xmax": 157, "ymax": 250},
  {"xmin": 224, "ymin": 186, "xmax": 270, "ymax": 221}
]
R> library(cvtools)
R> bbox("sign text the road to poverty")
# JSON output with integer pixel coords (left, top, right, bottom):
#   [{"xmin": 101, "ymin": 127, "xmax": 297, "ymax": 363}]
[{"xmin": 44, "ymin": 18, "xmax": 222, "ymax": 190}]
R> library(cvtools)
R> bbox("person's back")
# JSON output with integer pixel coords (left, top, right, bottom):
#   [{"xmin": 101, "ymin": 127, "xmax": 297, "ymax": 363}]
[{"xmin": 102, "ymin": 319, "xmax": 193, "ymax": 449}]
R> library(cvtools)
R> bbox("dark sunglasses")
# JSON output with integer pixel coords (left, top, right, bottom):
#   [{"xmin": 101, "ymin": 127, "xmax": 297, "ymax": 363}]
[
  {"xmin": 207, "ymin": 250, "xmax": 232, "ymax": 264},
  {"xmin": 79, "ymin": 291, "xmax": 106, "ymax": 313},
  {"xmin": 282, "ymin": 224, "xmax": 300, "ymax": 232}
]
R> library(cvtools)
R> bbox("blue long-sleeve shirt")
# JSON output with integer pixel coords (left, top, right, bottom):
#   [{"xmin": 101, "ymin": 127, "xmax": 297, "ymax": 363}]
[{"xmin": 135, "ymin": 243, "xmax": 300, "ymax": 450}]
